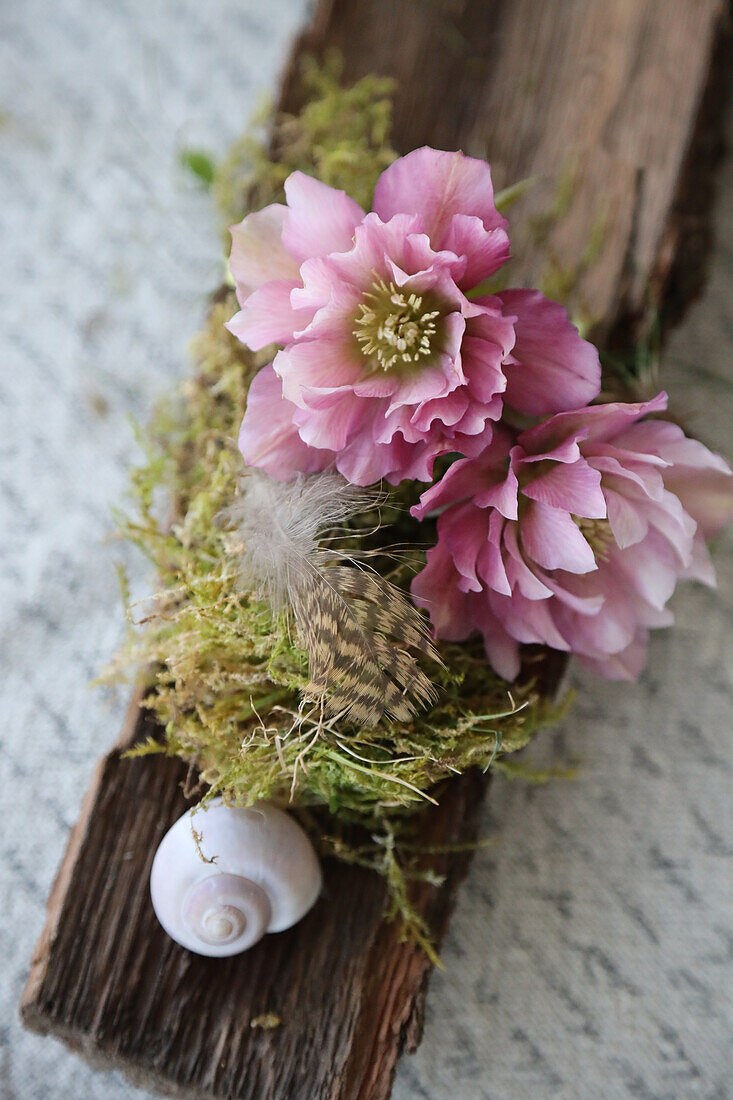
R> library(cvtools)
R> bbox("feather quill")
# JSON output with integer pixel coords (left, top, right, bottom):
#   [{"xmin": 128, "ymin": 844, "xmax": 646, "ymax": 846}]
[{"xmin": 223, "ymin": 469, "xmax": 440, "ymax": 726}]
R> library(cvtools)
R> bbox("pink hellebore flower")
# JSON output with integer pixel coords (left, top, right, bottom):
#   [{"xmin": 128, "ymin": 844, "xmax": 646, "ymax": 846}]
[
  {"xmin": 411, "ymin": 393, "xmax": 733, "ymax": 681},
  {"xmin": 228, "ymin": 148, "xmax": 601, "ymax": 486}
]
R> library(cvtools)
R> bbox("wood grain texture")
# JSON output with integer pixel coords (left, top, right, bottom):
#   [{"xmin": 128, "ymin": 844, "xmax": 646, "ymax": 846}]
[
  {"xmin": 21, "ymin": 1, "xmax": 728, "ymax": 1097},
  {"xmin": 283, "ymin": 0, "xmax": 725, "ymax": 343}
]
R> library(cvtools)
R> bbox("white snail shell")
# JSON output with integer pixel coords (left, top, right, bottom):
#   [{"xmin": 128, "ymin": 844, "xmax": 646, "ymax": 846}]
[{"xmin": 150, "ymin": 798, "xmax": 322, "ymax": 957}]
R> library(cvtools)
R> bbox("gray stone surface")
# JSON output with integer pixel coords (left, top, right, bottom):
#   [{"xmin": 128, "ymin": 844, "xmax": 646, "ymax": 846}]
[{"xmin": 1, "ymin": 2, "xmax": 731, "ymax": 1098}]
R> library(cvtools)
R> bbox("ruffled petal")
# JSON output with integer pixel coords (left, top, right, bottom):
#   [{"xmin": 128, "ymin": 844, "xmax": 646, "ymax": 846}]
[
  {"xmin": 662, "ymin": 465, "xmax": 733, "ymax": 539},
  {"xmin": 610, "ymin": 532, "xmax": 680, "ymax": 611},
  {"xmin": 473, "ymin": 465, "xmax": 520, "ymax": 519},
  {"xmin": 292, "ymin": 390, "xmax": 364, "ymax": 451},
  {"xmin": 489, "ymin": 588, "xmax": 570, "ymax": 651},
  {"xmin": 373, "ymin": 147, "xmax": 507, "ymax": 246},
  {"xmin": 473, "ymin": 602, "xmax": 522, "ymax": 681},
  {"xmin": 576, "ymin": 632, "xmax": 649, "ymax": 681},
  {"xmin": 229, "ymin": 205, "xmax": 300, "ymax": 296},
  {"xmin": 282, "ymin": 172, "xmax": 364, "ymax": 263},
  {"xmin": 441, "ymin": 214, "xmax": 511, "ymax": 289},
  {"xmin": 409, "ymin": 387, "xmax": 469, "ymax": 432},
  {"xmin": 439, "ymin": 503, "xmax": 490, "ymax": 593},
  {"xmin": 238, "ymin": 364, "xmax": 334, "ymax": 478},
  {"xmin": 461, "ymin": 332, "xmax": 508, "ymax": 404},
  {"xmin": 502, "ymin": 524, "xmax": 554, "ymax": 600},
  {"xmin": 411, "ymin": 431, "xmax": 513, "ymax": 519},
  {"xmin": 521, "ymin": 393, "xmax": 668, "ymax": 454},
  {"xmin": 411, "ymin": 547, "xmax": 473, "ymax": 641},
  {"xmin": 274, "ymin": 339, "xmax": 363, "ymax": 406},
  {"xmin": 604, "ymin": 489, "xmax": 649, "ymax": 549},
  {"xmin": 498, "ymin": 289, "xmax": 601, "ymax": 415},
  {"xmin": 476, "ymin": 512, "xmax": 512, "ymax": 596},
  {"xmin": 226, "ymin": 279, "xmax": 304, "ymax": 351},
  {"xmin": 521, "ymin": 457, "xmax": 606, "ymax": 519},
  {"xmin": 615, "ymin": 419, "xmax": 731, "ymax": 474},
  {"xmin": 520, "ymin": 501, "xmax": 597, "ymax": 574}
]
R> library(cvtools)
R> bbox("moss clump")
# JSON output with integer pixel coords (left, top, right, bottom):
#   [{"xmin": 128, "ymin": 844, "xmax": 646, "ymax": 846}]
[
  {"xmin": 108, "ymin": 61, "xmax": 568, "ymax": 940},
  {"xmin": 214, "ymin": 51, "xmax": 397, "ymax": 230}
]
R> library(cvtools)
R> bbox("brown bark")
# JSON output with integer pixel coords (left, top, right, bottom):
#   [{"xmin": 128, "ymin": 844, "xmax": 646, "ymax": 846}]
[{"xmin": 22, "ymin": 2, "xmax": 729, "ymax": 1097}]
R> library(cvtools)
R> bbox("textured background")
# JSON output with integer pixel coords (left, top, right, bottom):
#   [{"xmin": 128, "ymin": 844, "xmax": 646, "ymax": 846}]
[{"xmin": 1, "ymin": 1, "xmax": 731, "ymax": 1097}]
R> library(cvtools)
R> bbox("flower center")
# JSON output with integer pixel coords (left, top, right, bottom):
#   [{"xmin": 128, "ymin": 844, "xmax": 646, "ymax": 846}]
[
  {"xmin": 573, "ymin": 516, "xmax": 614, "ymax": 562},
  {"xmin": 353, "ymin": 277, "xmax": 441, "ymax": 372}
]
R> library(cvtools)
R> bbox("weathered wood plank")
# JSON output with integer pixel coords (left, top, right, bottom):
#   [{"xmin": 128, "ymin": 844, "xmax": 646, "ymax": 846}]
[
  {"xmin": 21, "ymin": 1, "xmax": 728, "ymax": 1097},
  {"xmin": 22, "ymin": 695, "xmax": 491, "ymax": 1100}
]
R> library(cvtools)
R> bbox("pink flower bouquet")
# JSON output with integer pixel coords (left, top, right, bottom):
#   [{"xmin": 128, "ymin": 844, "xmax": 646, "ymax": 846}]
[
  {"xmin": 227, "ymin": 146, "xmax": 733, "ymax": 687},
  {"xmin": 115, "ymin": 84, "xmax": 733, "ymax": 957}
]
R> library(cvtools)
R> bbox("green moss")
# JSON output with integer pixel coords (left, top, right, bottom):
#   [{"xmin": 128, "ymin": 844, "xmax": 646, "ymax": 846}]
[
  {"xmin": 213, "ymin": 51, "xmax": 397, "ymax": 230},
  {"xmin": 107, "ymin": 59, "xmax": 569, "ymax": 943}
]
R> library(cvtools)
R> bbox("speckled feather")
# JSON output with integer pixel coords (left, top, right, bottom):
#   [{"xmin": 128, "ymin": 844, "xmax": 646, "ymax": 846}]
[{"xmin": 224, "ymin": 470, "xmax": 440, "ymax": 726}]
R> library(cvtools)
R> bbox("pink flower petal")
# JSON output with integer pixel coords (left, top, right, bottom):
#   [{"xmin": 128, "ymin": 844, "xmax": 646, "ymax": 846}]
[
  {"xmin": 683, "ymin": 534, "xmax": 716, "ymax": 586},
  {"xmin": 589, "ymin": 453, "xmax": 666, "ymax": 502},
  {"xmin": 532, "ymin": 569, "xmax": 605, "ymax": 616},
  {"xmin": 442, "ymin": 214, "xmax": 511, "ymax": 289},
  {"xmin": 476, "ymin": 513, "xmax": 512, "ymax": 596},
  {"xmin": 410, "ymin": 387, "xmax": 469, "ymax": 431},
  {"xmin": 274, "ymin": 340, "xmax": 363, "ymax": 406},
  {"xmin": 523, "ymin": 393, "xmax": 668, "ymax": 453},
  {"xmin": 615, "ymin": 419, "xmax": 731, "ymax": 474},
  {"xmin": 291, "ymin": 256, "xmax": 341, "ymax": 312},
  {"xmin": 229, "ymin": 205, "xmax": 299, "ymax": 296},
  {"xmin": 225, "ymin": 280, "xmax": 304, "ymax": 351},
  {"xmin": 577, "ymin": 632, "xmax": 649, "ymax": 681},
  {"xmin": 440, "ymin": 503, "xmax": 490, "ymax": 593},
  {"xmin": 238, "ymin": 364, "xmax": 334, "ymax": 478},
  {"xmin": 472, "ymin": 602, "xmax": 522, "ymax": 680},
  {"xmin": 498, "ymin": 289, "xmax": 601, "ymax": 415},
  {"xmin": 521, "ymin": 457, "xmax": 606, "ymax": 519},
  {"xmin": 326, "ymin": 213, "xmax": 424, "ymax": 285},
  {"xmin": 373, "ymin": 147, "xmax": 507, "ymax": 246},
  {"xmin": 502, "ymin": 524, "xmax": 554, "ymax": 600},
  {"xmin": 664, "ymin": 466, "xmax": 733, "ymax": 538},
  {"xmin": 293, "ymin": 390, "xmax": 364, "ymax": 451},
  {"xmin": 410, "ymin": 472, "xmax": 461, "ymax": 520},
  {"xmin": 386, "ymin": 362, "xmax": 458, "ymax": 414},
  {"xmin": 282, "ymin": 172, "xmax": 364, "ymax": 263},
  {"xmin": 412, "ymin": 432, "xmax": 513, "ymax": 518},
  {"xmin": 461, "ymin": 333, "xmax": 508, "ymax": 404},
  {"xmin": 611, "ymin": 532, "xmax": 679, "ymax": 610},
  {"xmin": 474, "ymin": 465, "xmax": 520, "ymax": 520},
  {"xmin": 490, "ymin": 589, "xmax": 570, "ymax": 651},
  {"xmin": 356, "ymin": 437, "xmax": 437, "ymax": 485},
  {"xmin": 642, "ymin": 491, "xmax": 697, "ymax": 567},
  {"xmin": 553, "ymin": 594, "xmax": 636, "ymax": 658},
  {"xmin": 626, "ymin": 424, "xmax": 733, "ymax": 537},
  {"xmin": 451, "ymin": 401, "xmax": 502, "ymax": 443},
  {"xmin": 411, "ymin": 549, "xmax": 472, "ymax": 641},
  {"xmin": 604, "ymin": 489, "xmax": 649, "ymax": 549},
  {"xmin": 520, "ymin": 501, "xmax": 597, "ymax": 574}
]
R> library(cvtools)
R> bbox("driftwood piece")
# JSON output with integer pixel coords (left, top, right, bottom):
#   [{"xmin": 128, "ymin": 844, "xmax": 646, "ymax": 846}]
[
  {"xmin": 21, "ymin": 692, "xmax": 494, "ymax": 1100},
  {"xmin": 22, "ymin": 2, "xmax": 729, "ymax": 1098}
]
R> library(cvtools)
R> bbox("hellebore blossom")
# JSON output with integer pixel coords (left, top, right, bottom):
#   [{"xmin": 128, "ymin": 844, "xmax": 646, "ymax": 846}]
[
  {"xmin": 229, "ymin": 147, "xmax": 600, "ymax": 485},
  {"xmin": 411, "ymin": 393, "xmax": 733, "ymax": 681}
]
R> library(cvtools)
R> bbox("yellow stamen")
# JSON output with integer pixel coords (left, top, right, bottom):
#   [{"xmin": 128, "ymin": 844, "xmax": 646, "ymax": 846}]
[{"xmin": 353, "ymin": 277, "xmax": 442, "ymax": 372}]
